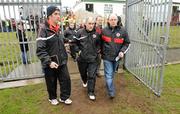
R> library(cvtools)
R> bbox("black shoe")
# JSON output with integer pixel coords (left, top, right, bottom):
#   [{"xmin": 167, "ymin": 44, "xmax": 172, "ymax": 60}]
[{"xmin": 109, "ymin": 95, "xmax": 115, "ymax": 99}]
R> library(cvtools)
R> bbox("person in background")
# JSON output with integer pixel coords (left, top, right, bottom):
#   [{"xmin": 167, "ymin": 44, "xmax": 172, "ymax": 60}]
[
  {"xmin": 16, "ymin": 22, "xmax": 29, "ymax": 64},
  {"xmin": 36, "ymin": 6, "xmax": 72, "ymax": 105},
  {"xmin": 95, "ymin": 15, "xmax": 103, "ymax": 77},
  {"xmin": 64, "ymin": 19, "xmax": 78, "ymax": 62},
  {"xmin": 5, "ymin": 19, "xmax": 10, "ymax": 32},
  {"xmin": 117, "ymin": 16, "xmax": 123, "ymax": 27},
  {"xmin": 101, "ymin": 14, "xmax": 130, "ymax": 99},
  {"xmin": 115, "ymin": 16, "xmax": 124, "ymax": 72}
]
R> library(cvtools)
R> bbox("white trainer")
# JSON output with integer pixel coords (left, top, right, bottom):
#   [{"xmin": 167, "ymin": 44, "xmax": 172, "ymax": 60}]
[
  {"xmin": 82, "ymin": 83, "xmax": 87, "ymax": 88},
  {"xmin": 59, "ymin": 98, "xmax": 72, "ymax": 105},
  {"xmin": 89, "ymin": 95, "xmax": 96, "ymax": 100},
  {"xmin": 48, "ymin": 99, "xmax": 59, "ymax": 105}
]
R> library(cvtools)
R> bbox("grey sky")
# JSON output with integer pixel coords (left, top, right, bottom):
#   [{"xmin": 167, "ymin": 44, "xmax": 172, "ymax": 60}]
[
  {"xmin": 0, "ymin": 0, "xmax": 78, "ymax": 20},
  {"xmin": 61, "ymin": 0, "xmax": 78, "ymax": 8}
]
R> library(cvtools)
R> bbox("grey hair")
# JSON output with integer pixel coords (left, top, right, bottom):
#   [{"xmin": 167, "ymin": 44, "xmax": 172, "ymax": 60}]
[
  {"xmin": 84, "ymin": 16, "xmax": 95, "ymax": 23},
  {"xmin": 108, "ymin": 13, "xmax": 118, "ymax": 20}
]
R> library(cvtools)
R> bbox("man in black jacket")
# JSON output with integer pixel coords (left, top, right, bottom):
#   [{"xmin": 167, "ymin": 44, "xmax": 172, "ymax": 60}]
[
  {"xmin": 64, "ymin": 20, "xmax": 78, "ymax": 61},
  {"xmin": 36, "ymin": 6, "xmax": 72, "ymax": 105},
  {"xmin": 101, "ymin": 14, "xmax": 130, "ymax": 99},
  {"xmin": 75, "ymin": 17, "xmax": 101, "ymax": 100}
]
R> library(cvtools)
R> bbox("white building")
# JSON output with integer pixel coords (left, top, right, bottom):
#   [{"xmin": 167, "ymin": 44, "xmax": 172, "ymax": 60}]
[
  {"xmin": 73, "ymin": 0, "xmax": 126, "ymax": 17},
  {"xmin": 73, "ymin": 0, "xmax": 180, "ymax": 25}
]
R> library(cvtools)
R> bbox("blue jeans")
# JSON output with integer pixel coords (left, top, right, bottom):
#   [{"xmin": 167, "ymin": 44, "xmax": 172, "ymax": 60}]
[
  {"xmin": 103, "ymin": 60, "xmax": 119, "ymax": 97},
  {"xmin": 22, "ymin": 51, "xmax": 28, "ymax": 64},
  {"xmin": 5, "ymin": 27, "xmax": 9, "ymax": 32}
]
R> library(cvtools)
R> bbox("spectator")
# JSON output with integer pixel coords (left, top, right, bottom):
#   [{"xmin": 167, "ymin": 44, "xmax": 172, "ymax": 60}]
[
  {"xmin": 5, "ymin": 19, "xmax": 10, "ymax": 32},
  {"xmin": 64, "ymin": 20, "xmax": 78, "ymax": 62},
  {"xmin": 16, "ymin": 22, "xmax": 29, "ymax": 64},
  {"xmin": 95, "ymin": 15, "xmax": 103, "ymax": 77}
]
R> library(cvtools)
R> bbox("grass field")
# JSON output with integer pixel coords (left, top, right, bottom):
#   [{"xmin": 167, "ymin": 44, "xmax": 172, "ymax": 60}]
[
  {"xmin": 0, "ymin": 31, "xmax": 37, "ymax": 76},
  {"xmin": 169, "ymin": 26, "xmax": 180, "ymax": 48},
  {"xmin": 0, "ymin": 64, "xmax": 179, "ymax": 114},
  {"xmin": 0, "ymin": 32, "xmax": 21, "ymax": 76}
]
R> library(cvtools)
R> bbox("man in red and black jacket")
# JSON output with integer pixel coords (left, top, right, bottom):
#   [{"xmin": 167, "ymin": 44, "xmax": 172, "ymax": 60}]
[
  {"xmin": 101, "ymin": 14, "xmax": 130, "ymax": 99},
  {"xmin": 36, "ymin": 6, "xmax": 72, "ymax": 105}
]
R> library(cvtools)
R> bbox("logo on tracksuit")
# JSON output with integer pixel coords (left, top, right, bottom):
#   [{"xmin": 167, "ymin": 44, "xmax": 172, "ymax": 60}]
[
  {"xmin": 93, "ymin": 34, "xmax": 97, "ymax": 38},
  {"xmin": 116, "ymin": 33, "xmax": 121, "ymax": 37}
]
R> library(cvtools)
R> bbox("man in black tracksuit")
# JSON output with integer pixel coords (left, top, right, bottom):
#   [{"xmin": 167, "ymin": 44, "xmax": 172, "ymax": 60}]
[
  {"xmin": 101, "ymin": 14, "xmax": 130, "ymax": 99},
  {"xmin": 75, "ymin": 17, "xmax": 101, "ymax": 100},
  {"xmin": 36, "ymin": 6, "xmax": 72, "ymax": 105},
  {"xmin": 64, "ymin": 21, "xmax": 78, "ymax": 61}
]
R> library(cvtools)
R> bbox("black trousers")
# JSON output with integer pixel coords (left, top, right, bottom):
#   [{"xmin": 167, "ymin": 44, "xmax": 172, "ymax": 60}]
[
  {"xmin": 96, "ymin": 54, "xmax": 101, "ymax": 75},
  {"xmin": 70, "ymin": 45, "xmax": 77, "ymax": 60},
  {"xmin": 44, "ymin": 64, "xmax": 71, "ymax": 100},
  {"xmin": 77, "ymin": 60, "xmax": 98, "ymax": 94}
]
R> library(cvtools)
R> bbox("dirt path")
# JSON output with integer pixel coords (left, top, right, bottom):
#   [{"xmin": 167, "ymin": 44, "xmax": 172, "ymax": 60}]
[
  {"xmin": 61, "ymin": 76, "xmax": 117, "ymax": 114},
  {"xmin": 166, "ymin": 48, "xmax": 180, "ymax": 63},
  {"xmin": 56, "ymin": 73, "xmax": 154, "ymax": 114}
]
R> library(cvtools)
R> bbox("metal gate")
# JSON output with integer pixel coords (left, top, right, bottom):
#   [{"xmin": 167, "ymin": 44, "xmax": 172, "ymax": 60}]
[
  {"xmin": 125, "ymin": 0, "xmax": 172, "ymax": 96},
  {"xmin": 0, "ymin": 0, "xmax": 62, "ymax": 81}
]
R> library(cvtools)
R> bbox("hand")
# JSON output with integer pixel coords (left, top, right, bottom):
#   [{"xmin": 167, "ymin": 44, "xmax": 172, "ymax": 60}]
[
  {"xmin": 49, "ymin": 62, "xmax": 59, "ymax": 69},
  {"xmin": 64, "ymin": 43, "xmax": 70, "ymax": 53},
  {"xmin": 78, "ymin": 51, "xmax": 81, "ymax": 55},
  {"xmin": 118, "ymin": 52, "xmax": 124, "ymax": 58},
  {"xmin": 69, "ymin": 40, "xmax": 72, "ymax": 43},
  {"xmin": 97, "ymin": 49, "xmax": 101, "ymax": 54},
  {"xmin": 64, "ymin": 43, "xmax": 69, "ymax": 47}
]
